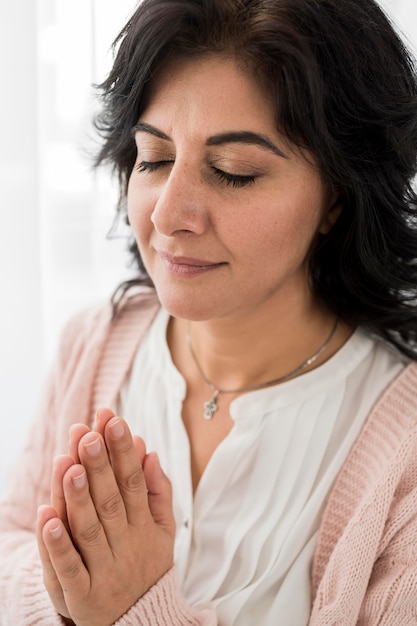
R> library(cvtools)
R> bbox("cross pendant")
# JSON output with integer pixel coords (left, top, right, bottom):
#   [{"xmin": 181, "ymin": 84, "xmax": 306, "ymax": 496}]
[{"xmin": 203, "ymin": 393, "xmax": 219, "ymax": 420}]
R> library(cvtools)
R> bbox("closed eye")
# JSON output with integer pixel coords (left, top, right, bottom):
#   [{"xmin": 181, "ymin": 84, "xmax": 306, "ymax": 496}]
[
  {"xmin": 135, "ymin": 160, "xmax": 173, "ymax": 173},
  {"xmin": 212, "ymin": 167, "xmax": 256, "ymax": 188},
  {"xmin": 135, "ymin": 160, "xmax": 257, "ymax": 188}
]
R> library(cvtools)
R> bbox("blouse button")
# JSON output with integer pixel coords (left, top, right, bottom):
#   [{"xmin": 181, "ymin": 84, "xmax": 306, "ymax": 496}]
[{"xmin": 183, "ymin": 518, "xmax": 189, "ymax": 529}]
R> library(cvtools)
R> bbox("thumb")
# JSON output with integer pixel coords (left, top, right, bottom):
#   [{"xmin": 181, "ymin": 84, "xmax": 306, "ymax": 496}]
[{"xmin": 143, "ymin": 452, "xmax": 176, "ymax": 538}]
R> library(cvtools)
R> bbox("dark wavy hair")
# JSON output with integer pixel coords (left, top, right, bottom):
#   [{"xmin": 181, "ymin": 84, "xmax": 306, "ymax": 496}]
[{"xmin": 94, "ymin": 0, "xmax": 417, "ymax": 358}]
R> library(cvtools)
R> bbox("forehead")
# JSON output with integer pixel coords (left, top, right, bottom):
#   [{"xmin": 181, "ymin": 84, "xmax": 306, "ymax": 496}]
[{"xmin": 140, "ymin": 54, "xmax": 277, "ymax": 138}]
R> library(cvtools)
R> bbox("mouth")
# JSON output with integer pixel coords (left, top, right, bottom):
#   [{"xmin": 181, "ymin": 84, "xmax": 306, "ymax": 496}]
[{"xmin": 156, "ymin": 250, "xmax": 226, "ymax": 277}]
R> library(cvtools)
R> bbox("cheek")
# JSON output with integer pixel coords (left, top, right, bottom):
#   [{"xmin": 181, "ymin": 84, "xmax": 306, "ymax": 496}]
[
  {"xmin": 127, "ymin": 182, "xmax": 153, "ymax": 240},
  {"xmin": 250, "ymin": 197, "xmax": 323, "ymax": 250},
  {"xmin": 238, "ymin": 198, "xmax": 325, "ymax": 275}
]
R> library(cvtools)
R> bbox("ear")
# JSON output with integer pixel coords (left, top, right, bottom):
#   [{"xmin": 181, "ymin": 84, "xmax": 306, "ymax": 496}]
[{"xmin": 319, "ymin": 194, "xmax": 343, "ymax": 235}]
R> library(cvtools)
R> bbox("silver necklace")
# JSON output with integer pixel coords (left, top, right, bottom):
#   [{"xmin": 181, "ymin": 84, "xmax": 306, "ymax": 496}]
[{"xmin": 187, "ymin": 318, "xmax": 339, "ymax": 420}]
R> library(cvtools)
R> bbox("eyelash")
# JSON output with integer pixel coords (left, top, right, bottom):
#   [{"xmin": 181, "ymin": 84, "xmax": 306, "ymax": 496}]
[
  {"xmin": 211, "ymin": 167, "xmax": 256, "ymax": 188},
  {"xmin": 135, "ymin": 160, "xmax": 171, "ymax": 173},
  {"xmin": 135, "ymin": 161, "xmax": 256, "ymax": 188}
]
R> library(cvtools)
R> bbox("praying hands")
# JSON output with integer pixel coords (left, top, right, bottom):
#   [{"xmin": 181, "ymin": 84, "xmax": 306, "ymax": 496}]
[{"xmin": 36, "ymin": 408, "xmax": 175, "ymax": 626}]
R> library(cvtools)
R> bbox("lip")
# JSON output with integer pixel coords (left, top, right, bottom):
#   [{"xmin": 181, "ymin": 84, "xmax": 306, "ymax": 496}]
[{"xmin": 156, "ymin": 250, "xmax": 226, "ymax": 277}]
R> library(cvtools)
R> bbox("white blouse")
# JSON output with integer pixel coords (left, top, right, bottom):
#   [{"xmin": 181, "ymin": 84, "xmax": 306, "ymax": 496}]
[{"xmin": 119, "ymin": 308, "xmax": 407, "ymax": 626}]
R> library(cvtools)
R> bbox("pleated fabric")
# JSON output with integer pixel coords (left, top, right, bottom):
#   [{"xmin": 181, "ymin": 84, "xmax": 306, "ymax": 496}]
[{"xmin": 120, "ymin": 309, "xmax": 407, "ymax": 626}]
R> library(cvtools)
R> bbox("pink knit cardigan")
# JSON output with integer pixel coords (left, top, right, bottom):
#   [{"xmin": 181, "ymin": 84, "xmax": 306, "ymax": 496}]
[{"xmin": 1, "ymin": 288, "xmax": 417, "ymax": 626}]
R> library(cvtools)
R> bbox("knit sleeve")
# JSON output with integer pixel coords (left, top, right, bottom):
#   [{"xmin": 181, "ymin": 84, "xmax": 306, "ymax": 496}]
[
  {"xmin": 0, "ymin": 308, "xmax": 106, "ymax": 625},
  {"xmin": 356, "ymin": 431, "xmax": 417, "ymax": 625},
  {"xmin": 114, "ymin": 568, "xmax": 217, "ymax": 626},
  {"xmin": 0, "ymin": 296, "xmax": 217, "ymax": 626},
  {"xmin": 0, "ymin": 371, "xmax": 66, "ymax": 624},
  {"xmin": 309, "ymin": 363, "xmax": 417, "ymax": 626}
]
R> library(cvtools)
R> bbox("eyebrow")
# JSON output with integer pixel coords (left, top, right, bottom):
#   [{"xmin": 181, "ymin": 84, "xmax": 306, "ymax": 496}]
[
  {"xmin": 132, "ymin": 122, "xmax": 170, "ymax": 140},
  {"xmin": 207, "ymin": 131, "xmax": 287, "ymax": 158},
  {"xmin": 132, "ymin": 123, "xmax": 288, "ymax": 159}
]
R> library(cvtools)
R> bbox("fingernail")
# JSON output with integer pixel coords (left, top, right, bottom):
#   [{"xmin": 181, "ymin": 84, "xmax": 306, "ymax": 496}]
[
  {"xmin": 84, "ymin": 437, "xmax": 101, "ymax": 456},
  {"xmin": 109, "ymin": 417, "xmax": 124, "ymax": 439},
  {"xmin": 71, "ymin": 470, "xmax": 86, "ymax": 489},
  {"xmin": 49, "ymin": 522, "xmax": 62, "ymax": 539}
]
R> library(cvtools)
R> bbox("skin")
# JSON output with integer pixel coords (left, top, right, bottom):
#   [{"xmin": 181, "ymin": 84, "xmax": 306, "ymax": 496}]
[
  {"xmin": 129, "ymin": 55, "xmax": 341, "ymax": 329},
  {"xmin": 36, "ymin": 54, "xmax": 349, "ymax": 622},
  {"xmin": 129, "ymin": 54, "xmax": 348, "ymax": 489},
  {"xmin": 36, "ymin": 409, "xmax": 175, "ymax": 625}
]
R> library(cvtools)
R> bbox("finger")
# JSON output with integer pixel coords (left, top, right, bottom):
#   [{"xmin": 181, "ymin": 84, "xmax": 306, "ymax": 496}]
[
  {"xmin": 94, "ymin": 407, "xmax": 147, "ymax": 466},
  {"xmin": 41, "ymin": 514, "xmax": 90, "ymax": 608},
  {"xmin": 51, "ymin": 455, "xmax": 74, "ymax": 529},
  {"xmin": 37, "ymin": 506, "xmax": 65, "ymax": 582},
  {"xmin": 36, "ymin": 505, "xmax": 71, "ymax": 619},
  {"xmin": 63, "ymin": 461, "xmax": 113, "ymax": 571},
  {"xmin": 75, "ymin": 432, "xmax": 129, "ymax": 546},
  {"xmin": 103, "ymin": 416, "xmax": 149, "ymax": 523},
  {"xmin": 143, "ymin": 453, "xmax": 176, "ymax": 538},
  {"xmin": 69, "ymin": 423, "xmax": 91, "ymax": 462},
  {"xmin": 94, "ymin": 408, "xmax": 147, "ymax": 466},
  {"xmin": 132, "ymin": 434, "xmax": 147, "ymax": 465},
  {"xmin": 93, "ymin": 407, "xmax": 116, "ymax": 438}
]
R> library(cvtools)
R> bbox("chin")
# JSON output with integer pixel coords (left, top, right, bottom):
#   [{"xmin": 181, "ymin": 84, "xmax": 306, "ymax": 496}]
[
  {"xmin": 155, "ymin": 287, "xmax": 225, "ymax": 322},
  {"xmin": 160, "ymin": 300, "xmax": 216, "ymax": 322}
]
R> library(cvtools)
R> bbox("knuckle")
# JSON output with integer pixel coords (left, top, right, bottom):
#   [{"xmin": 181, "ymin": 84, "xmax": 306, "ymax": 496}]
[
  {"xmin": 114, "ymin": 438, "xmax": 133, "ymax": 455},
  {"xmin": 61, "ymin": 559, "xmax": 82, "ymax": 580},
  {"xmin": 78, "ymin": 521, "xmax": 103, "ymax": 546},
  {"xmin": 87, "ymin": 457, "xmax": 109, "ymax": 475},
  {"xmin": 123, "ymin": 466, "xmax": 146, "ymax": 492},
  {"xmin": 98, "ymin": 491, "xmax": 123, "ymax": 519},
  {"xmin": 72, "ymin": 489, "xmax": 91, "ymax": 507}
]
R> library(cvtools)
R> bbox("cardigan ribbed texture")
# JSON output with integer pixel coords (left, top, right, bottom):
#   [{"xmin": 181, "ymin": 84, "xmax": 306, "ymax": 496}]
[{"xmin": 1, "ymin": 287, "xmax": 417, "ymax": 625}]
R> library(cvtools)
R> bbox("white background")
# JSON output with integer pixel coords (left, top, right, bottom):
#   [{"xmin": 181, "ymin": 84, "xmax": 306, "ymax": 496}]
[
  {"xmin": 0, "ymin": 0, "xmax": 136, "ymax": 490},
  {"xmin": 0, "ymin": 0, "xmax": 416, "ymax": 491}
]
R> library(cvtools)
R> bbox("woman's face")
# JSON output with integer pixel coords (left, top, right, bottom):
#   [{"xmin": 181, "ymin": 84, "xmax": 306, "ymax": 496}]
[{"xmin": 128, "ymin": 55, "xmax": 339, "ymax": 322}]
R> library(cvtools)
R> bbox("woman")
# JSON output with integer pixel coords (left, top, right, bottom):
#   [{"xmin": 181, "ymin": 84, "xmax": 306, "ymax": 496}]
[{"xmin": 1, "ymin": 0, "xmax": 417, "ymax": 624}]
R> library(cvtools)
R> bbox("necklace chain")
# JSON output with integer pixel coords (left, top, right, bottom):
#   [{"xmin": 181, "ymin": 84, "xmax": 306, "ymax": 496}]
[{"xmin": 187, "ymin": 318, "xmax": 339, "ymax": 420}]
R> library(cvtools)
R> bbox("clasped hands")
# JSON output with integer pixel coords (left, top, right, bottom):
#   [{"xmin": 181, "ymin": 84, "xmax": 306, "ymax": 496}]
[{"xmin": 36, "ymin": 408, "xmax": 175, "ymax": 626}]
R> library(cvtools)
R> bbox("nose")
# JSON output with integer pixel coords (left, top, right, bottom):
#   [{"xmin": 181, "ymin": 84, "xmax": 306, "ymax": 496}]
[{"xmin": 150, "ymin": 161, "xmax": 209, "ymax": 237}]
